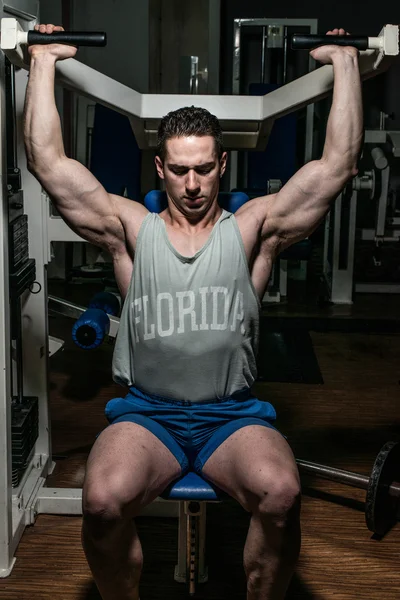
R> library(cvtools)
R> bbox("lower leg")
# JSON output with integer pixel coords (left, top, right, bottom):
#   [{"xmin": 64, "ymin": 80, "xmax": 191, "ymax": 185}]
[
  {"xmin": 82, "ymin": 515, "xmax": 143, "ymax": 600},
  {"xmin": 244, "ymin": 500, "xmax": 301, "ymax": 600}
]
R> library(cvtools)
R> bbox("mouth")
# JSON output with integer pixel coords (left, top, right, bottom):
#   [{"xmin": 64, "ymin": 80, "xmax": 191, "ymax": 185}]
[{"xmin": 185, "ymin": 196, "xmax": 204, "ymax": 205}]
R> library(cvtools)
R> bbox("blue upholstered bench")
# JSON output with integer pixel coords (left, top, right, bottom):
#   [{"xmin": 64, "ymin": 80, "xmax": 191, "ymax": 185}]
[{"xmin": 161, "ymin": 471, "xmax": 222, "ymax": 503}]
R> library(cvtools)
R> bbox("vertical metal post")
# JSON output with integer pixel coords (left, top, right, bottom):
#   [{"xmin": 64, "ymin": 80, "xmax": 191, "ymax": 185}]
[
  {"xmin": 323, "ymin": 209, "xmax": 331, "ymax": 281},
  {"xmin": 232, "ymin": 19, "xmax": 241, "ymax": 95},
  {"xmin": 260, "ymin": 26, "xmax": 266, "ymax": 84},
  {"xmin": 62, "ymin": 0, "xmax": 74, "ymax": 279},
  {"xmin": 15, "ymin": 69, "xmax": 53, "ymax": 473},
  {"xmin": 0, "ymin": 52, "xmax": 14, "ymax": 578},
  {"xmin": 329, "ymin": 189, "xmax": 358, "ymax": 304},
  {"xmin": 207, "ymin": 0, "xmax": 221, "ymax": 94},
  {"xmin": 375, "ymin": 165, "xmax": 390, "ymax": 238},
  {"xmin": 230, "ymin": 19, "xmax": 242, "ymax": 191},
  {"xmin": 175, "ymin": 501, "xmax": 188, "ymax": 582},
  {"xmin": 174, "ymin": 501, "xmax": 209, "ymax": 587},
  {"xmin": 197, "ymin": 505, "xmax": 208, "ymax": 583},
  {"xmin": 5, "ymin": 59, "xmax": 18, "ymax": 169},
  {"xmin": 62, "ymin": 0, "xmax": 74, "ymax": 157},
  {"xmin": 283, "ymin": 27, "xmax": 288, "ymax": 84},
  {"xmin": 15, "ymin": 302, "xmax": 24, "ymax": 403},
  {"xmin": 305, "ymin": 20, "xmax": 318, "ymax": 163},
  {"xmin": 190, "ymin": 56, "xmax": 199, "ymax": 94}
]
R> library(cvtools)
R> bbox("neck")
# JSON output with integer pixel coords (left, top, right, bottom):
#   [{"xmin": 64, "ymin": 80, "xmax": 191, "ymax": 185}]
[{"xmin": 165, "ymin": 196, "xmax": 222, "ymax": 233}]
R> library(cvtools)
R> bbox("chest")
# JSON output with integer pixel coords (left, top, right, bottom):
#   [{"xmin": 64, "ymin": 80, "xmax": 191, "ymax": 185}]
[
  {"xmin": 164, "ymin": 223, "xmax": 216, "ymax": 258},
  {"xmin": 162, "ymin": 213, "xmax": 263, "ymax": 261}
]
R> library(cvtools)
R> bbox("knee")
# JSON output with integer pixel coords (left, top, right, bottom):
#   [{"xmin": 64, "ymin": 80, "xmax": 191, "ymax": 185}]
[
  {"xmin": 82, "ymin": 490, "xmax": 122, "ymax": 540},
  {"xmin": 248, "ymin": 471, "xmax": 301, "ymax": 523},
  {"xmin": 82, "ymin": 473, "xmax": 139, "ymax": 531}
]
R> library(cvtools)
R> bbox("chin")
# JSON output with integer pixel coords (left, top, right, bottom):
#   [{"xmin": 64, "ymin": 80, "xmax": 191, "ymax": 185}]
[{"xmin": 184, "ymin": 199, "xmax": 206, "ymax": 210}]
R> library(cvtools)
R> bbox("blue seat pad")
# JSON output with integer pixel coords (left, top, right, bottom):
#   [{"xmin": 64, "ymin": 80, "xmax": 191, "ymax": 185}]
[{"xmin": 161, "ymin": 471, "xmax": 224, "ymax": 502}]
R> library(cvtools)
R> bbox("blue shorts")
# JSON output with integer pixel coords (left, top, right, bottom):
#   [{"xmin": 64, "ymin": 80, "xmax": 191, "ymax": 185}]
[{"xmin": 104, "ymin": 386, "xmax": 279, "ymax": 474}]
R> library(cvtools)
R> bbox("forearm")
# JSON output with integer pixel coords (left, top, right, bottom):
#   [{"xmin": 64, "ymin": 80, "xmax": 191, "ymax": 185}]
[
  {"xmin": 24, "ymin": 54, "xmax": 65, "ymax": 173},
  {"xmin": 322, "ymin": 50, "xmax": 363, "ymax": 176}
]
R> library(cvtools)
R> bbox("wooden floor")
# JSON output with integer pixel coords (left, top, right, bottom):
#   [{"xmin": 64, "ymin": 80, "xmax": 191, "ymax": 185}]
[{"xmin": 1, "ymin": 287, "xmax": 400, "ymax": 599}]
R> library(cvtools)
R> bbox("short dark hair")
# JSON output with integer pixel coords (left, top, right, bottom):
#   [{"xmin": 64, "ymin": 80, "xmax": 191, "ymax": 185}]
[{"xmin": 156, "ymin": 106, "xmax": 224, "ymax": 162}]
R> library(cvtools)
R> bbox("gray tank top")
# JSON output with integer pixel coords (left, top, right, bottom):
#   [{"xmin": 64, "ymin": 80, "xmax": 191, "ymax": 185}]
[{"xmin": 112, "ymin": 209, "xmax": 260, "ymax": 403}]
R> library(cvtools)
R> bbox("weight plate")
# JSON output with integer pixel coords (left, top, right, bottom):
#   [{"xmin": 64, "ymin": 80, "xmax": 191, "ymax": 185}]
[{"xmin": 365, "ymin": 441, "xmax": 400, "ymax": 536}]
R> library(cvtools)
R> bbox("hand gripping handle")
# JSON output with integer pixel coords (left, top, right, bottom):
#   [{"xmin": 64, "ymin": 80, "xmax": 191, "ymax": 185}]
[
  {"xmin": 291, "ymin": 34, "xmax": 368, "ymax": 50},
  {"xmin": 27, "ymin": 31, "xmax": 107, "ymax": 47}
]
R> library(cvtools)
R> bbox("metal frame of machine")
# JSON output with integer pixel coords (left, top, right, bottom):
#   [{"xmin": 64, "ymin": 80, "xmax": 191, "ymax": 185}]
[
  {"xmin": 230, "ymin": 18, "xmax": 318, "ymax": 184},
  {"xmin": 323, "ymin": 125, "xmax": 400, "ymax": 303},
  {"xmin": 0, "ymin": 6, "xmax": 398, "ymax": 577},
  {"xmin": 231, "ymin": 18, "xmax": 319, "ymax": 302}
]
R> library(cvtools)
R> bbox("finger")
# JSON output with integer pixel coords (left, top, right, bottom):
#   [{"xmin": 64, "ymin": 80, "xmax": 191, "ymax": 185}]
[
  {"xmin": 46, "ymin": 24, "xmax": 54, "ymax": 34},
  {"xmin": 54, "ymin": 26, "xmax": 64, "ymax": 32},
  {"xmin": 34, "ymin": 24, "xmax": 39, "ymax": 31},
  {"xmin": 39, "ymin": 24, "xmax": 47, "ymax": 34},
  {"xmin": 339, "ymin": 28, "xmax": 345, "ymax": 35}
]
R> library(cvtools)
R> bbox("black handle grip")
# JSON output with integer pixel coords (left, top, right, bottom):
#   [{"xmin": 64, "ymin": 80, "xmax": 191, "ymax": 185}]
[
  {"xmin": 291, "ymin": 34, "xmax": 368, "ymax": 51},
  {"xmin": 27, "ymin": 31, "xmax": 107, "ymax": 47}
]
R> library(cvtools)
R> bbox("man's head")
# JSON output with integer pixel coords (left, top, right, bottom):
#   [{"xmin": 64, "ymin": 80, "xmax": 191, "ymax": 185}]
[{"xmin": 155, "ymin": 106, "xmax": 227, "ymax": 219}]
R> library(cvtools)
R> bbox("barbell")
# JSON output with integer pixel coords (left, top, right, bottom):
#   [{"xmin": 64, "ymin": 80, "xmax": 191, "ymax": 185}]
[{"xmin": 296, "ymin": 441, "xmax": 400, "ymax": 537}]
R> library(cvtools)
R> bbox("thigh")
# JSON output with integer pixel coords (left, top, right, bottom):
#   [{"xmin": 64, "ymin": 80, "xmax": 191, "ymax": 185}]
[
  {"xmin": 83, "ymin": 421, "xmax": 182, "ymax": 518},
  {"xmin": 201, "ymin": 425, "xmax": 300, "ymax": 511}
]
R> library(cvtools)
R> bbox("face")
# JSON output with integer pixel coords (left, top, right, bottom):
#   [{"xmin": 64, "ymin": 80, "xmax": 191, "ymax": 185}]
[{"xmin": 155, "ymin": 135, "xmax": 227, "ymax": 218}]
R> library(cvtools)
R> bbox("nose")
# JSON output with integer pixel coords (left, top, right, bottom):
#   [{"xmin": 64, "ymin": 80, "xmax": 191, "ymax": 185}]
[{"xmin": 186, "ymin": 169, "xmax": 200, "ymax": 195}]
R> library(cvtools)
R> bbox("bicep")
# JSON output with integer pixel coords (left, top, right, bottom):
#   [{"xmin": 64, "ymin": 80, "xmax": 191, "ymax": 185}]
[{"xmin": 262, "ymin": 159, "xmax": 352, "ymax": 248}]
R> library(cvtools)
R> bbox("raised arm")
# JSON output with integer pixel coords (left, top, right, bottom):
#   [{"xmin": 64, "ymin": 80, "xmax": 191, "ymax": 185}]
[
  {"xmin": 261, "ymin": 29, "xmax": 363, "ymax": 252},
  {"xmin": 24, "ymin": 24, "xmax": 147, "ymax": 255}
]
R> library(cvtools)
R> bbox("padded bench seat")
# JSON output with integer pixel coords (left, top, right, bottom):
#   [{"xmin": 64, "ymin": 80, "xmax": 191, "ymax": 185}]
[{"xmin": 161, "ymin": 471, "xmax": 223, "ymax": 502}]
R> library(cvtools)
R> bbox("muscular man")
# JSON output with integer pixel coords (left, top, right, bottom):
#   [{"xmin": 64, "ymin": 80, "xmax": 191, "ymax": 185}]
[{"xmin": 24, "ymin": 24, "xmax": 362, "ymax": 600}]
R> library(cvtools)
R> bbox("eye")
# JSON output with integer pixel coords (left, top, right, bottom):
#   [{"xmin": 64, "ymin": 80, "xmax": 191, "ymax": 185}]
[{"xmin": 197, "ymin": 168, "xmax": 212, "ymax": 175}]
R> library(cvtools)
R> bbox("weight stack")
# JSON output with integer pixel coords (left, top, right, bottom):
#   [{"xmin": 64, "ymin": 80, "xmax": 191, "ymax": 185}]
[
  {"xmin": 11, "ymin": 397, "xmax": 39, "ymax": 488},
  {"xmin": 9, "ymin": 215, "xmax": 29, "ymax": 272},
  {"xmin": 9, "ymin": 215, "xmax": 36, "ymax": 300}
]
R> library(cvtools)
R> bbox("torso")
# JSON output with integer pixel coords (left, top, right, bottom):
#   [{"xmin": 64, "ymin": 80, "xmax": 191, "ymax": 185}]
[{"xmin": 115, "ymin": 196, "xmax": 273, "ymax": 300}]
